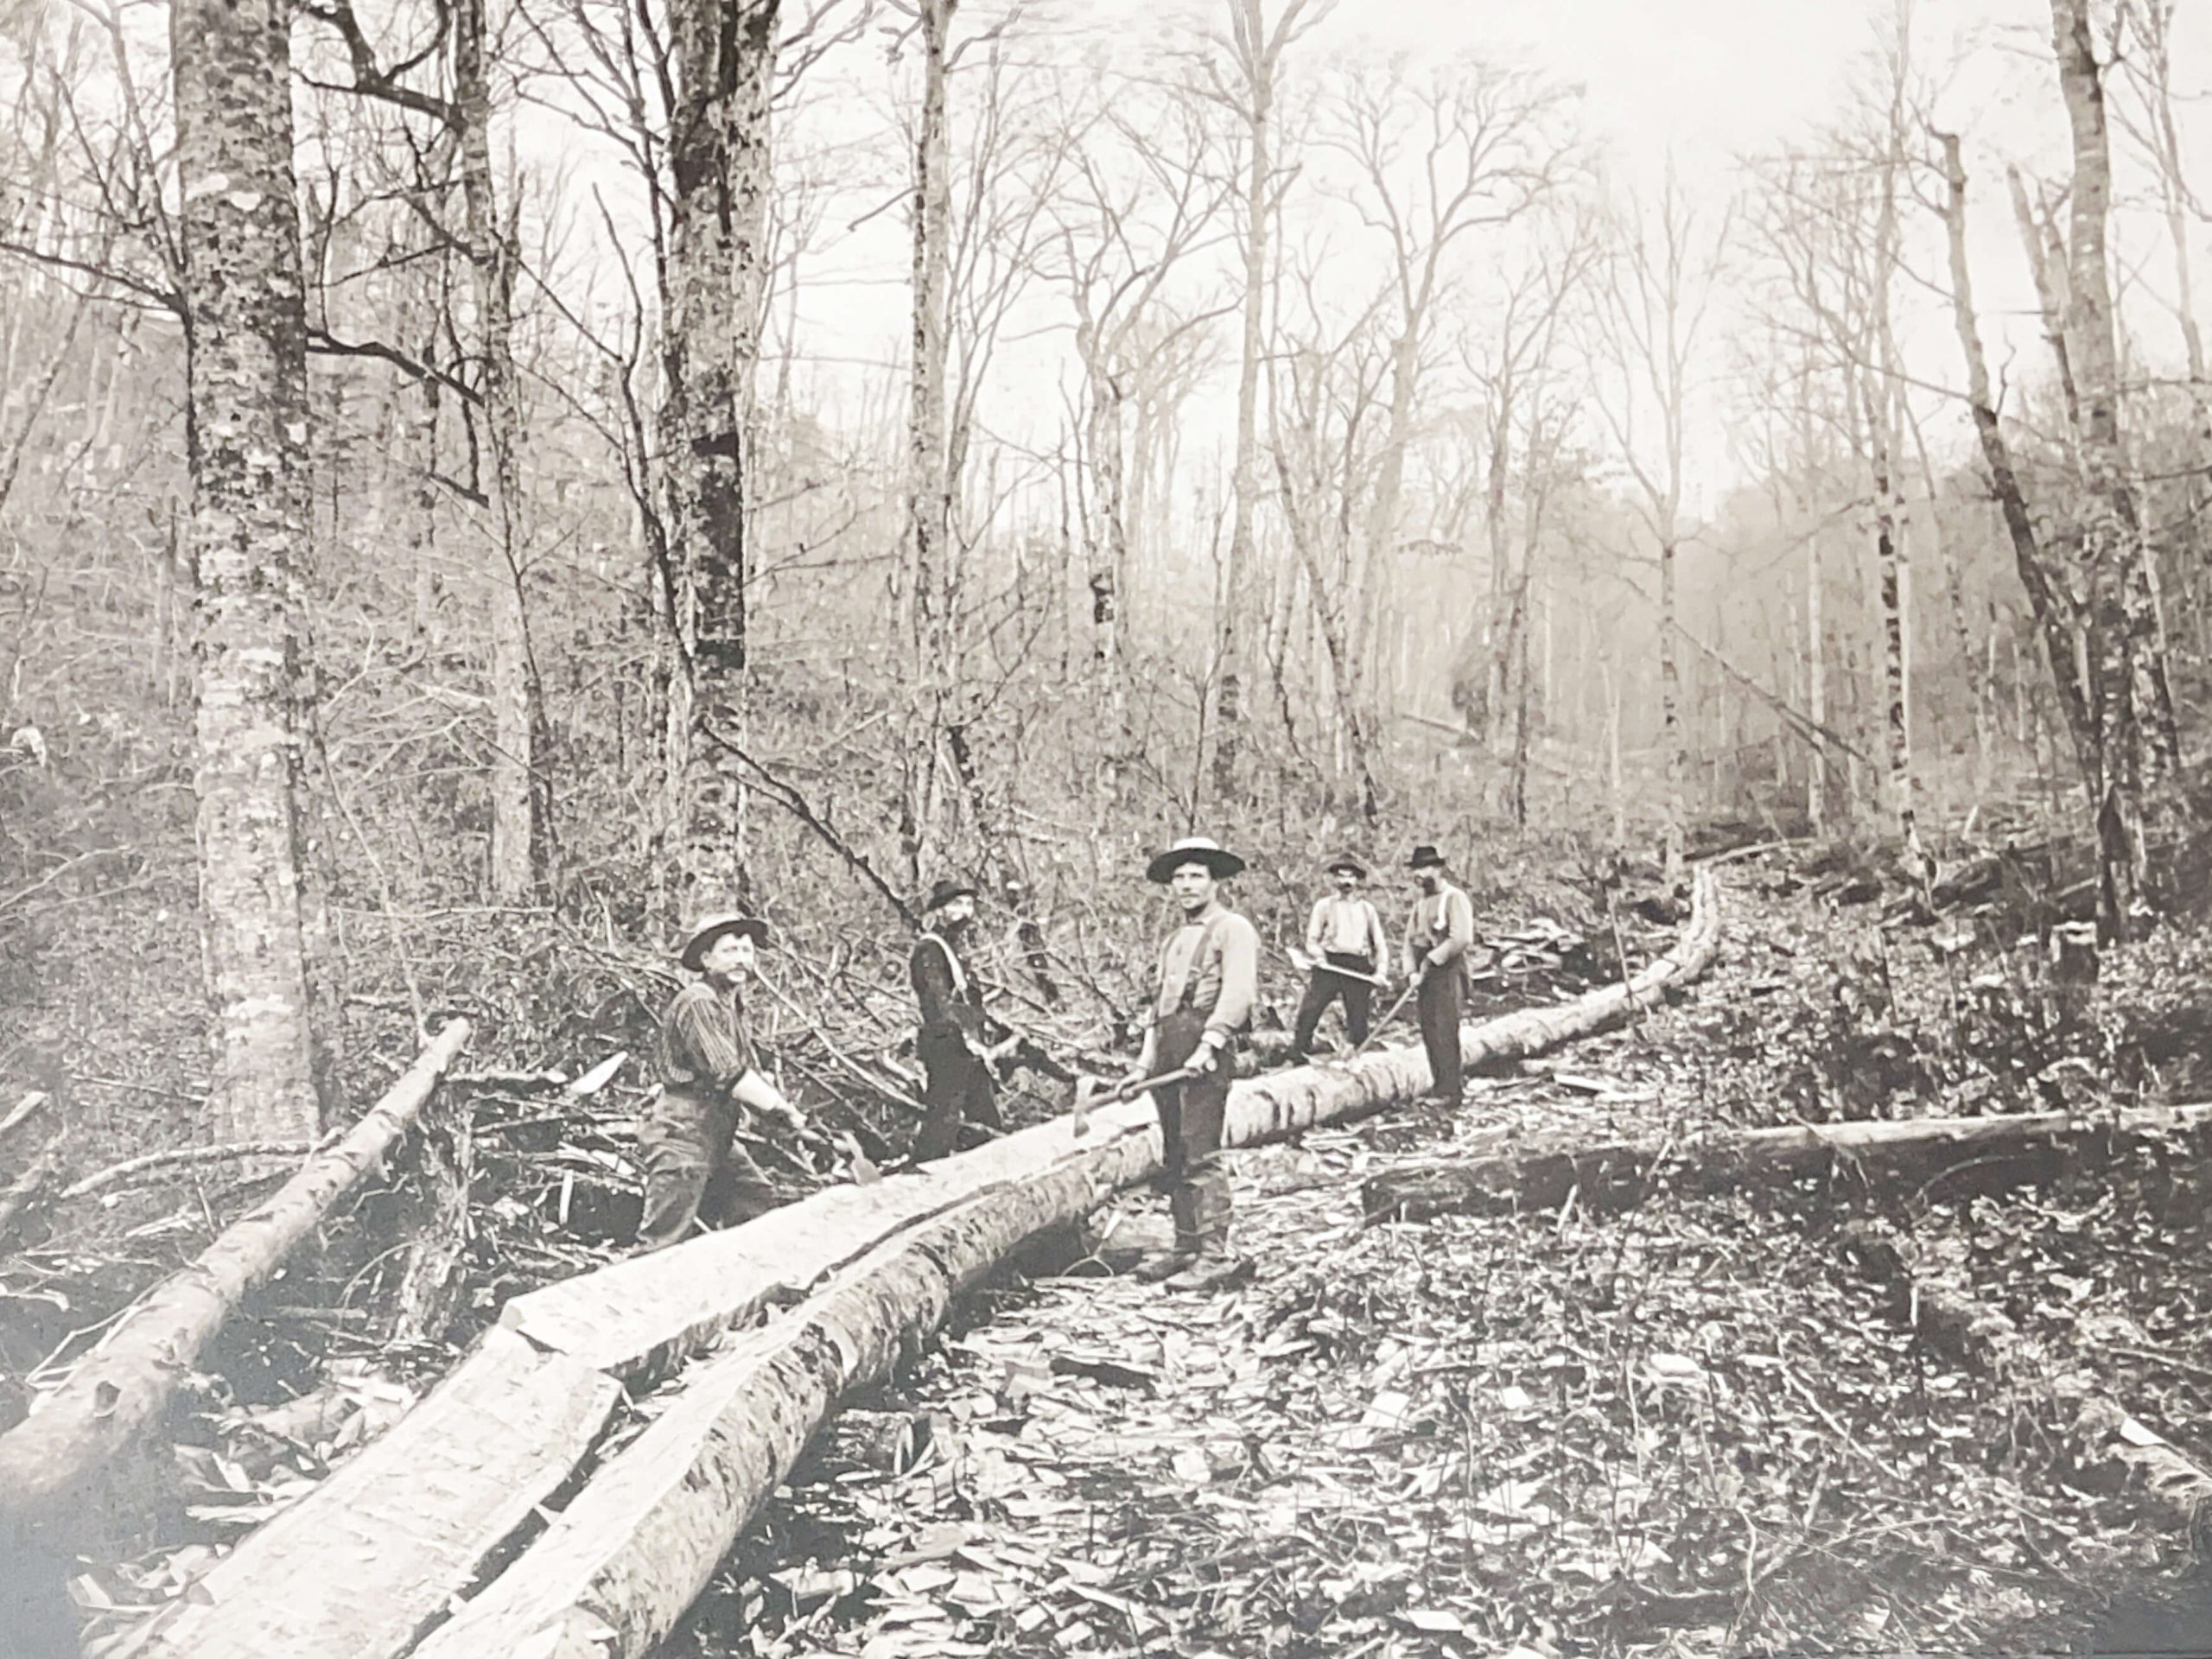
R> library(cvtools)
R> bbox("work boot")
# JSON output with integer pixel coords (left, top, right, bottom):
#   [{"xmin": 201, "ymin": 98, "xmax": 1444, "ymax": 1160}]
[{"xmin": 1163, "ymin": 1249, "xmax": 1253, "ymax": 1293}]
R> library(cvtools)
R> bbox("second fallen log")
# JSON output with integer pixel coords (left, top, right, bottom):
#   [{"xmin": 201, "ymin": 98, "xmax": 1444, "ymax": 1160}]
[{"xmin": 1363, "ymin": 1102, "xmax": 2212, "ymax": 1222}]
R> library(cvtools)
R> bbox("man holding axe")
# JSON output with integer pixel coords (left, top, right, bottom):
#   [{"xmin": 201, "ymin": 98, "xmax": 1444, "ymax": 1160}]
[
  {"xmin": 637, "ymin": 912, "xmax": 810, "ymax": 1252},
  {"xmin": 1404, "ymin": 843, "xmax": 1476, "ymax": 1107},
  {"xmin": 909, "ymin": 876, "xmax": 1012, "ymax": 1163},
  {"xmin": 1112, "ymin": 836, "xmax": 1259, "ymax": 1292},
  {"xmin": 1288, "ymin": 853, "xmax": 1390, "ymax": 1062}
]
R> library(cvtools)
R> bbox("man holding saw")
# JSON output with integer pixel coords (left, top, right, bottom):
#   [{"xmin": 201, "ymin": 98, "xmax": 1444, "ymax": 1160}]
[
  {"xmin": 1289, "ymin": 852, "xmax": 1390, "ymax": 1061},
  {"xmin": 1121, "ymin": 836, "xmax": 1259, "ymax": 1293}
]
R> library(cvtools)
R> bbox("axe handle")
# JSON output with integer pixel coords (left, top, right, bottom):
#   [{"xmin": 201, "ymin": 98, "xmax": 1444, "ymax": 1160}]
[{"xmin": 1344, "ymin": 982, "xmax": 1421, "ymax": 1059}]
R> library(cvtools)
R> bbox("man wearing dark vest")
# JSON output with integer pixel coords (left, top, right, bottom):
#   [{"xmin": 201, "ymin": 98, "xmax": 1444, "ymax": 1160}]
[
  {"xmin": 909, "ymin": 876, "xmax": 1010, "ymax": 1162},
  {"xmin": 1290, "ymin": 853, "xmax": 1389, "ymax": 1060},
  {"xmin": 1402, "ymin": 844, "xmax": 1475, "ymax": 1106},
  {"xmin": 639, "ymin": 912, "xmax": 808, "ymax": 1251},
  {"xmin": 1125, "ymin": 836, "xmax": 1260, "ymax": 1292}
]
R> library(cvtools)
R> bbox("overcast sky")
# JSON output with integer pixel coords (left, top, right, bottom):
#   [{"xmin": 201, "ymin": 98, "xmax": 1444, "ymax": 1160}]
[{"xmin": 715, "ymin": 0, "xmax": 2209, "ymax": 514}]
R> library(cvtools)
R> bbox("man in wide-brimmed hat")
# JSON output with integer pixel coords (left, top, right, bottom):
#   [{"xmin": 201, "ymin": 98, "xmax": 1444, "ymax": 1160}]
[
  {"xmin": 637, "ymin": 912, "xmax": 809, "ymax": 1251},
  {"xmin": 1124, "ymin": 836, "xmax": 1261, "ymax": 1292},
  {"xmin": 909, "ymin": 876, "xmax": 1012, "ymax": 1162},
  {"xmin": 1402, "ymin": 845, "xmax": 1475, "ymax": 1106},
  {"xmin": 1290, "ymin": 853, "xmax": 1390, "ymax": 1062}
]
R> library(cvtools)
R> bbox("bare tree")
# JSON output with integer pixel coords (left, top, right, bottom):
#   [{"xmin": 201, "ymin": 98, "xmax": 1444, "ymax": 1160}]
[
  {"xmin": 173, "ymin": 0, "xmax": 332, "ymax": 1139},
  {"xmin": 1327, "ymin": 54, "xmax": 1579, "ymax": 717},
  {"xmin": 1204, "ymin": 0, "xmax": 1330, "ymax": 804},
  {"xmin": 1589, "ymin": 168, "xmax": 1732, "ymax": 882},
  {"xmin": 664, "ymin": 0, "xmax": 782, "ymax": 912},
  {"xmin": 901, "ymin": 0, "xmax": 957, "ymax": 670},
  {"xmin": 2047, "ymin": 0, "xmax": 2180, "ymax": 934}
]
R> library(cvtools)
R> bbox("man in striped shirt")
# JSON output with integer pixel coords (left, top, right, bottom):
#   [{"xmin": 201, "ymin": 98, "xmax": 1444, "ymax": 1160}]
[
  {"xmin": 1291, "ymin": 853, "xmax": 1389, "ymax": 1059},
  {"xmin": 637, "ymin": 912, "xmax": 809, "ymax": 1252},
  {"xmin": 1125, "ymin": 836, "xmax": 1260, "ymax": 1293},
  {"xmin": 1403, "ymin": 845, "xmax": 1475, "ymax": 1106}
]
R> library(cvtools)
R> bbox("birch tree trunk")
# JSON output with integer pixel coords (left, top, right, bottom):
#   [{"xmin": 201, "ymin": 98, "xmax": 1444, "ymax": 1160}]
[
  {"xmin": 906, "ymin": 0, "xmax": 957, "ymax": 675},
  {"xmin": 2050, "ymin": 0, "xmax": 2182, "ymax": 936},
  {"xmin": 1936, "ymin": 132, "xmax": 2092, "ymax": 769},
  {"xmin": 664, "ymin": 0, "xmax": 781, "ymax": 911},
  {"xmin": 172, "ymin": 0, "xmax": 331, "ymax": 1142}
]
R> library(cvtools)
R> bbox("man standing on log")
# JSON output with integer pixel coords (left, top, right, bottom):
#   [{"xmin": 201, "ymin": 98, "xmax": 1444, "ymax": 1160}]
[
  {"xmin": 1290, "ymin": 853, "xmax": 1389, "ymax": 1061},
  {"xmin": 1403, "ymin": 844, "xmax": 1475, "ymax": 1107},
  {"xmin": 910, "ymin": 877, "xmax": 1011, "ymax": 1162},
  {"xmin": 1125, "ymin": 836, "xmax": 1260, "ymax": 1293},
  {"xmin": 638, "ymin": 913, "xmax": 808, "ymax": 1252}
]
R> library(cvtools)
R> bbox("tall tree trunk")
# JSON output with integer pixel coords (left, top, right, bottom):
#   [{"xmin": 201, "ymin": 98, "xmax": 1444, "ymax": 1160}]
[
  {"xmin": 1216, "ymin": 0, "xmax": 1281, "ymax": 805},
  {"xmin": 1936, "ymin": 131, "xmax": 2092, "ymax": 765},
  {"xmin": 2006, "ymin": 167, "xmax": 2083, "ymax": 441},
  {"xmin": 1660, "ymin": 535, "xmax": 1684, "ymax": 881},
  {"xmin": 453, "ymin": 0, "xmax": 542, "ymax": 901},
  {"xmin": 173, "ymin": 0, "xmax": 330, "ymax": 1142},
  {"xmin": 906, "ymin": 0, "xmax": 956, "ymax": 674},
  {"xmin": 2050, "ymin": 0, "xmax": 2182, "ymax": 936},
  {"xmin": 1482, "ymin": 383, "xmax": 1512, "ymax": 758},
  {"xmin": 664, "ymin": 0, "xmax": 780, "ymax": 912}
]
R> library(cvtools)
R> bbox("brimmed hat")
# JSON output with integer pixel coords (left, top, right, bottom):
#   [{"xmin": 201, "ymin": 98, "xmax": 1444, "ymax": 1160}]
[
  {"xmin": 924, "ymin": 876, "xmax": 979, "ymax": 913},
  {"xmin": 1146, "ymin": 835, "xmax": 1247, "ymax": 885},
  {"xmin": 1408, "ymin": 843, "xmax": 1448, "ymax": 870},
  {"xmin": 677, "ymin": 911, "xmax": 767, "ymax": 970},
  {"xmin": 1324, "ymin": 852, "xmax": 1368, "ymax": 878}
]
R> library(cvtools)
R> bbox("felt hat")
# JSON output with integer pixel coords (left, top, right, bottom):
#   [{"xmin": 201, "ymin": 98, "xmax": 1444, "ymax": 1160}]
[
  {"xmin": 677, "ymin": 912, "xmax": 767, "ymax": 970},
  {"xmin": 1146, "ymin": 835, "xmax": 1247, "ymax": 885},
  {"xmin": 1324, "ymin": 852, "xmax": 1368, "ymax": 878},
  {"xmin": 924, "ymin": 876, "xmax": 979, "ymax": 913},
  {"xmin": 1408, "ymin": 843, "xmax": 1448, "ymax": 871}
]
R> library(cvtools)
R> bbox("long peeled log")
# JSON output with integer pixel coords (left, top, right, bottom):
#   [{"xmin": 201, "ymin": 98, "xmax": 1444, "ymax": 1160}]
[
  {"xmin": 0, "ymin": 1019, "xmax": 472, "ymax": 1532},
  {"xmin": 1363, "ymin": 1100, "xmax": 2212, "ymax": 1223},
  {"xmin": 1843, "ymin": 1219, "xmax": 2212, "ymax": 1524},
  {"xmin": 410, "ymin": 1128, "xmax": 1159, "ymax": 1658},
  {"xmin": 122, "ymin": 874, "xmax": 1722, "ymax": 1659},
  {"xmin": 404, "ymin": 874, "xmax": 1724, "ymax": 1659}
]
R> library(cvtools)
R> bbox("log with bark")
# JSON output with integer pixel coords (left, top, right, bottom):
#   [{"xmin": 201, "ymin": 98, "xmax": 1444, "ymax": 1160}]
[
  {"xmin": 408, "ymin": 1122, "xmax": 1161, "ymax": 1659},
  {"xmin": 1363, "ymin": 1100, "xmax": 2212, "ymax": 1223},
  {"xmin": 1842, "ymin": 1218, "xmax": 2212, "ymax": 1527},
  {"xmin": 118, "ymin": 874, "xmax": 1724, "ymax": 1659},
  {"xmin": 0, "ymin": 1020, "xmax": 471, "ymax": 1538},
  {"xmin": 113, "ymin": 1326, "xmax": 621, "ymax": 1659}
]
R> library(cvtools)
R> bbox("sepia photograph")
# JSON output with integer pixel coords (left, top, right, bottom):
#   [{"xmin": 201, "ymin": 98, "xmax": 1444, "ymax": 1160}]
[{"xmin": 3, "ymin": 0, "xmax": 2211, "ymax": 1652}]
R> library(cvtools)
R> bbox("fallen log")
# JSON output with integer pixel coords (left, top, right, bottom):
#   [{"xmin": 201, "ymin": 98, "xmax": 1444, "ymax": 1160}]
[
  {"xmin": 1363, "ymin": 1101, "xmax": 2212, "ymax": 1223},
  {"xmin": 137, "ymin": 874, "xmax": 1725, "ymax": 1659},
  {"xmin": 409, "ymin": 1122, "xmax": 1161, "ymax": 1659},
  {"xmin": 111, "ymin": 1328, "xmax": 621, "ymax": 1659},
  {"xmin": 0, "ymin": 1020, "xmax": 471, "ymax": 1534},
  {"xmin": 1841, "ymin": 1219, "xmax": 2212, "ymax": 1528}
]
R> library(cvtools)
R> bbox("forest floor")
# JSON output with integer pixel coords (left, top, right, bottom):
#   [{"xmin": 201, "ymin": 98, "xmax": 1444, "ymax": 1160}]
[
  {"xmin": 658, "ymin": 860, "xmax": 2212, "ymax": 1659},
  {"xmin": 19, "ymin": 847, "xmax": 2212, "ymax": 1658}
]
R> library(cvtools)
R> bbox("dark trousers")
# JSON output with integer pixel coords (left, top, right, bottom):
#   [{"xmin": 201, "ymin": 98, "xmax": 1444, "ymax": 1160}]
[
  {"xmin": 1416, "ymin": 964, "xmax": 1465, "ymax": 1103},
  {"xmin": 635, "ymin": 1089, "xmax": 780, "ymax": 1251},
  {"xmin": 912, "ymin": 1030, "xmax": 1002, "ymax": 1161},
  {"xmin": 1291, "ymin": 953, "xmax": 1376, "ymax": 1054},
  {"xmin": 1151, "ymin": 1008, "xmax": 1232, "ymax": 1252}
]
